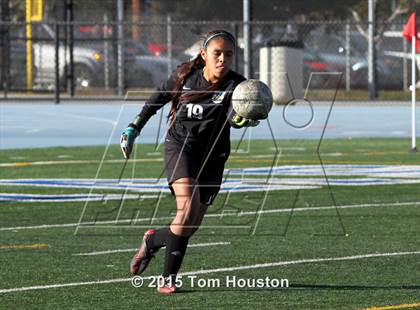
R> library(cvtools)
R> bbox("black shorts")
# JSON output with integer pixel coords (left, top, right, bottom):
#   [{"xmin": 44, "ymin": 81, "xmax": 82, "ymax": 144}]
[{"xmin": 164, "ymin": 138, "xmax": 229, "ymax": 205}]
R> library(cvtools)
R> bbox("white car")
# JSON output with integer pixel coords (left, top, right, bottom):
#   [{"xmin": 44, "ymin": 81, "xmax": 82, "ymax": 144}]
[{"xmin": 23, "ymin": 24, "xmax": 137, "ymax": 90}]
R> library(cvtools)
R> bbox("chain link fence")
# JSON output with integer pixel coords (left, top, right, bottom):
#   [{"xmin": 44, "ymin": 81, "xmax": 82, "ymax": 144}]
[{"xmin": 0, "ymin": 19, "xmax": 413, "ymax": 100}]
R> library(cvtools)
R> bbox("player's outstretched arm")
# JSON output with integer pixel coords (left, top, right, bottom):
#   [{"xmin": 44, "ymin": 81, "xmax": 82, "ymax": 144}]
[{"xmin": 120, "ymin": 72, "xmax": 177, "ymax": 159}]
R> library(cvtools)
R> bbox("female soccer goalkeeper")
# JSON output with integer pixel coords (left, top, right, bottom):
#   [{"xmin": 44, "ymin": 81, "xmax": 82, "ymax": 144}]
[{"xmin": 120, "ymin": 30, "xmax": 258, "ymax": 294}]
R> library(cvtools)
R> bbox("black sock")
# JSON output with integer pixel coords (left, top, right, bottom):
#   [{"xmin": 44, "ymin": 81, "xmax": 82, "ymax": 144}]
[
  {"xmin": 163, "ymin": 229, "xmax": 190, "ymax": 278},
  {"xmin": 147, "ymin": 227, "xmax": 170, "ymax": 251}
]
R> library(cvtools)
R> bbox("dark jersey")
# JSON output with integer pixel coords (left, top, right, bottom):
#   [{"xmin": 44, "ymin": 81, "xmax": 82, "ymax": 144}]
[{"xmin": 137, "ymin": 67, "xmax": 246, "ymax": 154}]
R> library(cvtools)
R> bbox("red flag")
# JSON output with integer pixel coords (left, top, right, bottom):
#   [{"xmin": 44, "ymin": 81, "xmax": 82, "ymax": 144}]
[{"xmin": 403, "ymin": 12, "xmax": 420, "ymax": 52}]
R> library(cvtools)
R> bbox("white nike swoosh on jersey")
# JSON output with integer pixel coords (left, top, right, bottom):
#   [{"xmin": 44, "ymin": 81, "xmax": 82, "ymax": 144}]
[{"xmin": 182, "ymin": 86, "xmax": 191, "ymax": 90}]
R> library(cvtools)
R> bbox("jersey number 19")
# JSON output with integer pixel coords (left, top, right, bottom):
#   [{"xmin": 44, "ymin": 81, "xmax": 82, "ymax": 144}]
[{"xmin": 186, "ymin": 103, "xmax": 203, "ymax": 119}]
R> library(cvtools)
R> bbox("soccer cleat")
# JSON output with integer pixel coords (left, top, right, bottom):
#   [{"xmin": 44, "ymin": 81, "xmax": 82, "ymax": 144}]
[
  {"xmin": 156, "ymin": 277, "xmax": 179, "ymax": 295},
  {"xmin": 130, "ymin": 229, "xmax": 156, "ymax": 275}
]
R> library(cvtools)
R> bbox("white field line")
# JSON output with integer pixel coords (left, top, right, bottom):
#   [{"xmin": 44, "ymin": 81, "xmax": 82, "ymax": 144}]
[
  {"xmin": 0, "ymin": 158, "xmax": 163, "ymax": 167},
  {"xmin": 1, "ymin": 250, "xmax": 419, "ymax": 294},
  {"xmin": 1, "ymin": 201, "xmax": 419, "ymax": 232},
  {"xmin": 72, "ymin": 241, "xmax": 231, "ymax": 256},
  {"xmin": 0, "ymin": 193, "xmax": 159, "ymax": 202},
  {"xmin": 0, "ymin": 156, "xmax": 276, "ymax": 167}
]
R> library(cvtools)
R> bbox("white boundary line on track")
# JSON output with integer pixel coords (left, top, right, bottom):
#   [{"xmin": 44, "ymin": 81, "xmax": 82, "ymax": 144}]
[
  {"xmin": 1, "ymin": 250, "xmax": 419, "ymax": 294},
  {"xmin": 72, "ymin": 241, "xmax": 231, "ymax": 256},
  {"xmin": 1, "ymin": 201, "xmax": 419, "ymax": 231}
]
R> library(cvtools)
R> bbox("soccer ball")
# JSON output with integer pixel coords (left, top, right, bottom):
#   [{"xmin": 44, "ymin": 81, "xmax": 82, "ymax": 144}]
[{"xmin": 232, "ymin": 79, "xmax": 273, "ymax": 120}]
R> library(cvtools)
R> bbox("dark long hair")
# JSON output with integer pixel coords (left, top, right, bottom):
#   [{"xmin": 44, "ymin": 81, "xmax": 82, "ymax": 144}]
[{"xmin": 169, "ymin": 30, "xmax": 236, "ymax": 118}]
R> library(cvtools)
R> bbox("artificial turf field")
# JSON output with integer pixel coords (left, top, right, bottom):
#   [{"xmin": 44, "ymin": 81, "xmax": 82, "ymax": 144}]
[{"xmin": 0, "ymin": 138, "xmax": 419, "ymax": 309}]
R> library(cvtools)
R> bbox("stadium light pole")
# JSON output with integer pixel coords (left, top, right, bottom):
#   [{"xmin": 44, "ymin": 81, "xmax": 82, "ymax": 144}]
[
  {"xmin": 368, "ymin": 0, "xmax": 378, "ymax": 99},
  {"xmin": 243, "ymin": 0, "xmax": 251, "ymax": 78}
]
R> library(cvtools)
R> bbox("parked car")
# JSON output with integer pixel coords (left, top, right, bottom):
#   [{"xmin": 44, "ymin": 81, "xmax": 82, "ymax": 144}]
[
  {"xmin": 304, "ymin": 30, "xmax": 404, "ymax": 89},
  {"xmin": 26, "ymin": 24, "xmax": 179, "ymax": 89},
  {"xmin": 128, "ymin": 42, "xmax": 179, "ymax": 88},
  {"xmin": 15, "ymin": 23, "xmax": 139, "ymax": 90},
  {"xmin": 184, "ymin": 37, "xmax": 339, "ymax": 89},
  {"xmin": 303, "ymin": 51, "xmax": 338, "ymax": 88},
  {"xmin": 147, "ymin": 43, "xmax": 190, "ymax": 62}
]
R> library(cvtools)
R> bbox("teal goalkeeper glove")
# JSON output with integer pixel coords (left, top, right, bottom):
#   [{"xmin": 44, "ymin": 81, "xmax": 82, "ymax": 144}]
[{"xmin": 120, "ymin": 126, "xmax": 139, "ymax": 159}]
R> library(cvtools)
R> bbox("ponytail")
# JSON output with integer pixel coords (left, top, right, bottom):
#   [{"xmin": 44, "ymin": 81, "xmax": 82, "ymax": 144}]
[{"xmin": 169, "ymin": 55, "xmax": 204, "ymax": 118}]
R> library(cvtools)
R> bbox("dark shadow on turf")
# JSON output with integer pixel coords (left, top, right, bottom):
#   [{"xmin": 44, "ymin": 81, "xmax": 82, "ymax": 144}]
[
  {"xmin": 174, "ymin": 289, "xmax": 197, "ymax": 294},
  {"xmin": 74, "ymin": 232, "xmax": 142, "ymax": 237},
  {"xmin": 291, "ymin": 283, "xmax": 420, "ymax": 290},
  {"xmin": 189, "ymin": 283, "xmax": 420, "ymax": 293}
]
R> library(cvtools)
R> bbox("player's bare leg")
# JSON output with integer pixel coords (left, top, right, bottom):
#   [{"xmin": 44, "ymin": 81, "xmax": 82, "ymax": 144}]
[{"xmin": 170, "ymin": 177, "xmax": 201, "ymax": 236}]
